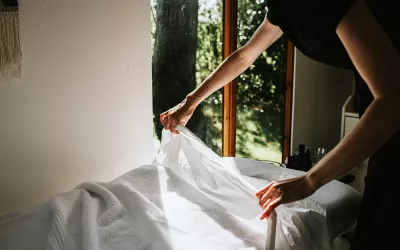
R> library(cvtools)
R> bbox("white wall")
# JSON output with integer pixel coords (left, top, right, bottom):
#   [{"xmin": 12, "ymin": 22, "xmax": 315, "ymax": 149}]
[
  {"xmin": 291, "ymin": 49, "xmax": 354, "ymax": 153},
  {"xmin": 0, "ymin": 0, "xmax": 153, "ymax": 213}
]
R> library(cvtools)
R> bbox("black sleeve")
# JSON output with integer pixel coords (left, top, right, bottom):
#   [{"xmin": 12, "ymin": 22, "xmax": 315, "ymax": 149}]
[
  {"xmin": 318, "ymin": 0, "xmax": 357, "ymax": 29},
  {"xmin": 266, "ymin": 0, "xmax": 280, "ymax": 26},
  {"xmin": 267, "ymin": 0, "xmax": 357, "ymax": 29}
]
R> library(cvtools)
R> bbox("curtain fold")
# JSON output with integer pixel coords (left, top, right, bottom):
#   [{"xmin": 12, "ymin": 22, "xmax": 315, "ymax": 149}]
[{"xmin": 0, "ymin": 9, "xmax": 22, "ymax": 83}]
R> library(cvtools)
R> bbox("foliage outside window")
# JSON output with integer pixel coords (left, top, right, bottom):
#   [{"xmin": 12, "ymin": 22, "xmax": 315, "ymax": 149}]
[
  {"xmin": 151, "ymin": 0, "xmax": 288, "ymax": 162},
  {"xmin": 236, "ymin": 0, "xmax": 288, "ymax": 162}
]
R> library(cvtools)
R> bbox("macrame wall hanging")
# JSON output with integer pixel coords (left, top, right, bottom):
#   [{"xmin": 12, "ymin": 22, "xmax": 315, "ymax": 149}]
[{"xmin": 0, "ymin": 4, "xmax": 22, "ymax": 83}]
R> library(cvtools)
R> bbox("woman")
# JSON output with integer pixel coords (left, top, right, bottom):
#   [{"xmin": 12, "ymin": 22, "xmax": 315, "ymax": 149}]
[{"xmin": 160, "ymin": 0, "xmax": 400, "ymax": 249}]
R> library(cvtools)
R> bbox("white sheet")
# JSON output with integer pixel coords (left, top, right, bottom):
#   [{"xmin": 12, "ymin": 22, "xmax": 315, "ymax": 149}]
[
  {"xmin": 0, "ymin": 126, "xmax": 361, "ymax": 250},
  {"xmin": 223, "ymin": 157, "xmax": 362, "ymax": 239},
  {"xmin": 46, "ymin": 172, "xmax": 267, "ymax": 248},
  {"xmin": 0, "ymin": 203, "xmax": 52, "ymax": 250}
]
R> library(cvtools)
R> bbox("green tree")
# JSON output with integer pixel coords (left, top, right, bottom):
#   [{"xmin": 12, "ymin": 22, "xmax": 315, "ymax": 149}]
[
  {"xmin": 152, "ymin": 0, "xmax": 223, "ymax": 154},
  {"xmin": 235, "ymin": 0, "xmax": 287, "ymax": 160},
  {"xmin": 152, "ymin": 0, "xmax": 204, "ymax": 140},
  {"xmin": 194, "ymin": 0, "xmax": 223, "ymax": 154},
  {"xmin": 152, "ymin": 0, "xmax": 287, "ymax": 161}
]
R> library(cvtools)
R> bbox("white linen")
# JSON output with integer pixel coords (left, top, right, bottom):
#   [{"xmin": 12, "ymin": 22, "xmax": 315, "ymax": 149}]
[
  {"xmin": 223, "ymin": 157, "xmax": 362, "ymax": 239},
  {"xmin": 0, "ymin": 203, "xmax": 52, "ymax": 250},
  {"xmin": 0, "ymin": 126, "xmax": 362, "ymax": 250},
  {"xmin": 43, "ymin": 126, "xmax": 331, "ymax": 250},
  {"xmin": 46, "ymin": 168, "xmax": 267, "ymax": 249}
]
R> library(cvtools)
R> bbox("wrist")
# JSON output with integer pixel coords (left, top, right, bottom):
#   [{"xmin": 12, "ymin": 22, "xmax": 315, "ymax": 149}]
[
  {"xmin": 185, "ymin": 93, "xmax": 200, "ymax": 110},
  {"xmin": 305, "ymin": 171, "xmax": 321, "ymax": 193}
]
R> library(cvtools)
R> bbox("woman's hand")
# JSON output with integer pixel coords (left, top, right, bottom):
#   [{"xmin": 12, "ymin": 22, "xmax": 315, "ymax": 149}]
[
  {"xmin": 255, "ymin": 175, "xmax": 316, "ymax": 220},
  {"xmin": 160, "ymin": 97, "xmax": 196, "ymax": 134}
]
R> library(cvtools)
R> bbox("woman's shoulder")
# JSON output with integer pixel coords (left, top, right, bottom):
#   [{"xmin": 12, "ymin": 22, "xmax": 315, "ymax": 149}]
[{"xmin": 267, "ymin": 0, "xmax": 358, "ymax": 30}]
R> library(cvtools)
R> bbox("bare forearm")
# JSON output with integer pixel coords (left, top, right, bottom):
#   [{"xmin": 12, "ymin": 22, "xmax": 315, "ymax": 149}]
[
  {"xmin": 186, "ymin": 20, "xmax": 282, "ymax": 109},
  {"xmin": 307, "ymin": 97, "xmax": 400, "ymax": 189},
  {"xmin": 306, "ymin": 0, "xmax": 400, "ymax": 190},
  {"xmin": 186, "ymin": 49, "xmax": 251, "ymax": 107}
]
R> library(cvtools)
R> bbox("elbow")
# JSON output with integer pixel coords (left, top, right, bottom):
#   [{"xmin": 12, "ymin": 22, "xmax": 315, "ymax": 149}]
[{"xmin": 374, "ymin": 89, "xmax": 400, "ymax": 106}]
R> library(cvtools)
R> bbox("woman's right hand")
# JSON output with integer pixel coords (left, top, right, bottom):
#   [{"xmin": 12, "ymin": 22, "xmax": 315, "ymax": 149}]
[{"xmin": 160, "ymin": 97, "xmax": 196, "ymax": 134}]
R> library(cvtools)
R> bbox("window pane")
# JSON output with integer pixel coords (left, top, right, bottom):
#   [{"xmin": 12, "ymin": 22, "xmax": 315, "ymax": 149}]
[
  {"xmin": 236, "ymin": 0, "xmax": 288, "ymax": 162},
  {"xmin": 151, "ymin": 0, "xmax": 223, "ymax": 155}
]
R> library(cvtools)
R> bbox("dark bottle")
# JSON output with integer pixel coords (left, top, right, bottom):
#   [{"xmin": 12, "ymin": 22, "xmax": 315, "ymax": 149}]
[
  {"xmin": 295, "ymin": 144, "xmax": 307, "ymax": 171},
  {"xmin": 286, "ymin": 155, "xmax": 295, "ymax": 169}
]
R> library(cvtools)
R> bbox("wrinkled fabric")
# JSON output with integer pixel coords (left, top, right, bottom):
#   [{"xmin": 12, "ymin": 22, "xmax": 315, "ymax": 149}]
[{"xmin": 45, "ymin": 125, "xmax": 330, "ymax": 250}]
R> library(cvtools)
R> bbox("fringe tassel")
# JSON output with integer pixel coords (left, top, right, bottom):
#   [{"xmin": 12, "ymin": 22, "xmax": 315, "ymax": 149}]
[{"xmin": 0, "ymin": 10, "xmax": 22, "ymax": 83}]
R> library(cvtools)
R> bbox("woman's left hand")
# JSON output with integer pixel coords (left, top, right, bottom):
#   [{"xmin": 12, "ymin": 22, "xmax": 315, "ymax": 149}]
[{"xmin": 255, "ymin": 175, "xmax": 316, "ymax": 220}]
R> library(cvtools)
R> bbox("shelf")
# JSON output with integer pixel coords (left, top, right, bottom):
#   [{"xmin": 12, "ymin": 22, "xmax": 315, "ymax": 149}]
[{"xmin": 344, "ymin": 111, "xmax": 358, "ymax": 118}]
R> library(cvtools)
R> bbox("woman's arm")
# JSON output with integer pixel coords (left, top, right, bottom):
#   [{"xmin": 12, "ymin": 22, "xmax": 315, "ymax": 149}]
[
  {"xmin": 161, "ymin": 17, "xmax": 282, "ymax": 133},
  {"xmin": 186, "ymin": 17, "xmax": 283, "ymax": 108},
  {"xmin": 256, "ymin": 0, "xmax": 400, "ymax": 220},
  {"xmin": 307, "ymin": 0, "xmax": 400, "ymax": 189}
]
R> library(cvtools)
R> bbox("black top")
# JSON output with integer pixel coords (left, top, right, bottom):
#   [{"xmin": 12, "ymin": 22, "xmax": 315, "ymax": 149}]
[
  {"xmin": 267, "ymin": 0, "xmax": 356, "ymax": 69},
  {"xmin": 266, "ymin": 0, "xmax": 399, "ymax": 116}
]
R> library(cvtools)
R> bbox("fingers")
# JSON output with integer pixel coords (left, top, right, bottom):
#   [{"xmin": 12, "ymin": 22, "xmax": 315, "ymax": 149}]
[
  {"xmin": 165, "ymin": 115, "xmax": 172, "ymax": 130},
  {"xmin": 162, "ymin": 112, "xmax": 179, "ymax": 133},
  {"xmin": 260, "ymin": 196, "xmax": 282, "ymax": 220},
  {"xmin": 260, "ymin": 183, "xmax": 281, "ymax": 207},
  {"xmin": 160, "ymin": 112, "xmax": 180, "ymax": 134},
  {"xmin": 256, "ymin": 182, "xmax": 273, "ymax": 201},
  {"xmin": 160, "ymin": 111, "xmax": 168, "ymax": 125},
  {"xmin": 256, "ymin": 176, "xmax": 313, "ymax": 221},
  {"xmin": 170, "ymin": 119, "xmax": 179, "ymax": 134},
  {"xmin": 260, "ymin": 191, "xmax": 271, "ymax": 207},
  {"xmin": 160, "ymin": 102, "xmax": 190, "ymax": 133}
]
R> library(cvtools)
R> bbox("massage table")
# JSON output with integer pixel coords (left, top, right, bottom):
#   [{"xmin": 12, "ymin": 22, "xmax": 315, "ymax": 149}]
[
  {"xmin": 224, "ymin": 157, "xmax": 362, "ymax": 241},
  {"xmin": 0, "ymin": 127, "xmax": 362, "ymax": 249},
  {"xmin": 0, "ymin": 157, "xmax": 362, "ymax": 250}
]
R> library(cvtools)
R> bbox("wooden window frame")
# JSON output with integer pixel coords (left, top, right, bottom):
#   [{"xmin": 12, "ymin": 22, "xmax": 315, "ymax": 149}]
[
  {"xmin": 283, "ymin": 42, "xmax": 295, "ymax": 162},
  {"xmin": 222, "ymin": 0, "xmax": 238, "ymax": 157},
  {"xmin": 222, "ymin": 0, "xmax": 295, "ymax": 163}
]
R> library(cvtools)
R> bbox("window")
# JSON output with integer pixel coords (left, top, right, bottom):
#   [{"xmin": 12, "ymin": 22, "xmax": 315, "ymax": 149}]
[
  {"xmin": 235, "ymin": 0, "xmax": 289, "ymax": 162},
  {"xmin": 151, "ymin": 0, "xmax": 223, "ymax": 155},
  {"xmin": 152, "ymin": 0, "xmax": 294, "ymax": 162}
]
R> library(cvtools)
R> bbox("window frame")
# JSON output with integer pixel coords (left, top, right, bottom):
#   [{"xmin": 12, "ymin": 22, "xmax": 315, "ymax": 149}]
[{"xmin": 222, "ymin": 0, "xmax": 295, "ymax": 163}]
